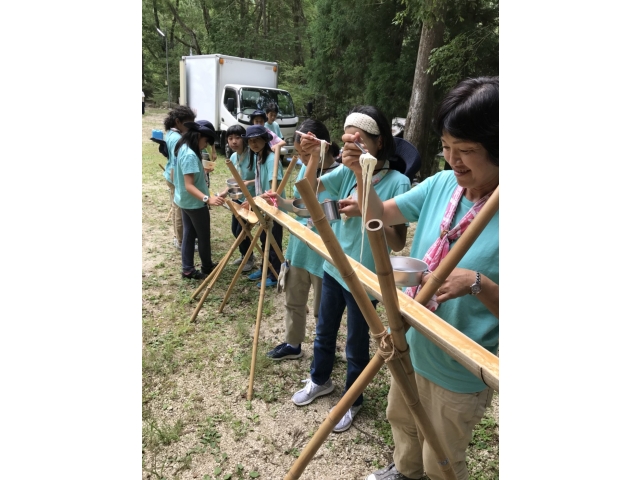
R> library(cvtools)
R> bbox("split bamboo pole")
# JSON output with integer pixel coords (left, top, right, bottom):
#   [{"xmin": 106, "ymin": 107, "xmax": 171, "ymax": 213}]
[
  {"xmin": 252, "ymin": 194, "xmax": 499, "ymax": 392},
  {"xmin": 219, "ymin": 158, "xmax": 297, "ymax": 313},
  {"xmin": 285, "ymin": 180, "xmax": 456, "ymax": 480}
]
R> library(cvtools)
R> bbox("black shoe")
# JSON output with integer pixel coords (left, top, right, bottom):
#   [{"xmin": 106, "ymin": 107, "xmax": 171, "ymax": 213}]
[
  {"xmin": 182, "ymin": 269, "xmax": 206, "ymax": 280},
  {"xmin": 201, "ymin": 262, "xmax": 219, "ymax": 275}
]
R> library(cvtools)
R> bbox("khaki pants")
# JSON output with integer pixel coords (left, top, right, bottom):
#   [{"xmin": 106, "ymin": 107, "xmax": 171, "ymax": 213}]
[
  {"xmin": 166, "ymin": 180, "xmax": 183, "ymax": 245},
  {"xmin": 387, "ymin": 374, "xmax": 493, "ymax": 480},
  {"xmin": 284, "ymin": 265, "xmax": 322, "ymax": 345}
]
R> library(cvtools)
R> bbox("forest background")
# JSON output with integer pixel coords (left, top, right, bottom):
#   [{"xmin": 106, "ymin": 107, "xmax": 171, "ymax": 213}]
[{"xmin": 142, "ymin": 0, "xmax": 499, "ymax": 180}]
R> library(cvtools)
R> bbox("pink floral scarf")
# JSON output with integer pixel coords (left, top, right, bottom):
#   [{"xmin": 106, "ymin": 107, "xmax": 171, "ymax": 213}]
[{"xmin": 405, "ymin": 185, "xmax": 493, "ymax": 311}]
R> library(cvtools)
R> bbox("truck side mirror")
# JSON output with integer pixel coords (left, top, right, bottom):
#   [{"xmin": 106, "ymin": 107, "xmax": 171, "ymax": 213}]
[
  {"xmin": 226, "ymin": 98, "xmax": 236, "ymax": 114},
  {"xmin": 306, "ymin": 101, "xmax": 313, "ymax": 116}
]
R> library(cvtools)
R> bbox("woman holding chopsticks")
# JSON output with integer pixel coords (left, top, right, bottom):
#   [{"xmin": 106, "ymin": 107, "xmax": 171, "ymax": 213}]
[{"xmin": 347, "ymin": 77, "xmax": 499, "ymax": 480}]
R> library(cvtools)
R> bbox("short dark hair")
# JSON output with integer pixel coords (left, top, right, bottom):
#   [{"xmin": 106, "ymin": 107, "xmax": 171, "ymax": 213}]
[
  {"xmin": 435, "ymin": 76, "xmax": 499, "ymax": 166},
  {"xmin": 346, "ymin": 105, "xmax": 400, "ymax": 172},
  {"xmin": 227, "ymin": 124, "xmax": 246, "ymax": 139},
  {"xmin": 265, "ymin": 103, "xmax": 278, "ymax": 115},
  {"xmin": 163, "ymin": 106, "xmax": 196, "ymax": 131}
]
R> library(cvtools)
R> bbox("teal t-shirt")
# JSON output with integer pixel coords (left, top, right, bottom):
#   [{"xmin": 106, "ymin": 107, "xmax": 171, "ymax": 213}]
[
  {"xmin": 163, "ymin": 129, "xmax": 181, "ymax": 184},
  {"xmin": 320, "ymin": 165, "xmax": 411, "ymax": 294},
  {"xmin": 173, "ymin": 144, "xmax": 210, "ymax": 210},
  {"xmin": 265, "ymin": 121, "xmax": 283, "ymax": 138},
  {"xmin": 285, "ymin": 165, "xmax": 337, "ymax": 277},
  {"xmin": 230, "ymin": 149, "xmax": 255, "ymax": 200},
  {"xmin": 255, "ymin": 152, "xmax": 285, "ymax": 199},
  {"xmin": 394, "ymin": 170, "xmax": 499, "ymax": 393}
]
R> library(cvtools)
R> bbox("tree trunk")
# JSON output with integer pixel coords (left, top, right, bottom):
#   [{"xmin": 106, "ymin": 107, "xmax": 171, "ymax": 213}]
[
  {"xmin": 403, "ymin": 17, "xmax": 445, "ymax": 181},
  {"xmin": 291, "ymin": 0, "xmax": 306, "ymax": 66},
  {"xmin": 199, "ymin": 0, "xmax": 211, "ymax": 36}
]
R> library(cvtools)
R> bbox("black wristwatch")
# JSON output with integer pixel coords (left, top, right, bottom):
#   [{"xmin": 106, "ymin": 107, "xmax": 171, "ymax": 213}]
[{"xmin": 470, "ymin": 272, "xmax": 482, "ymax": 295}]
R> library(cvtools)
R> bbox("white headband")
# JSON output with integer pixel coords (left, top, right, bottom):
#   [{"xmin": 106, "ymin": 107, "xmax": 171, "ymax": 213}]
[{"xmin": 344, "ymin": 113, "xmax": 380, "ymax": 136}]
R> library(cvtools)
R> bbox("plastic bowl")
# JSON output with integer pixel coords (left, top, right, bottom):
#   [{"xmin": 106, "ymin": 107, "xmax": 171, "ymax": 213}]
[
  {"xmin": 292, "ymin": 198, "xmax": 311, "ymax": 218},
  {"xmin": 389, "ymin": 256, "xmax": 429, "ymax": 288},
  {"xmin": 202, "ymin": 160, "xmax": 215, "ymax": 169}
]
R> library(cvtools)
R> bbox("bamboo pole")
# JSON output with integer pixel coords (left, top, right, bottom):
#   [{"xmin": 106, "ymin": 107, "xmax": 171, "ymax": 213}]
[
  {"xmin": 252, "ymin": 195, "xmax": 499, "ymax": 391},
  {"xmin": 285, "ymin": 352, "xmax": 386, "ymax": 480},
  {"xmin": 271, "ymin": 148, "xmax": 281, "ymax": 192},
  {"xmin": 366, "ymin": 219, "xmax": 456, "ymax": 479},
  {"xmin": 247, "ymin": 220, "xmax": 275, "ymax": 401},
  {"xmin": 189, "ymin": 232, "xmax": 247, "ymax": 322},
  {"xmin": 286, "ymin": 180, "xmax": 463, "ymax": 480},
  {"xmin": 414, "ymin": 187, "xmax": 499, "ymax": 306}
]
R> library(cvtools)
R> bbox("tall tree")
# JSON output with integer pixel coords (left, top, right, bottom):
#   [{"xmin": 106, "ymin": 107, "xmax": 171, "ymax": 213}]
[{"xmin": 403, "ymin": 0, "xmax": 447, "ymax": 179}]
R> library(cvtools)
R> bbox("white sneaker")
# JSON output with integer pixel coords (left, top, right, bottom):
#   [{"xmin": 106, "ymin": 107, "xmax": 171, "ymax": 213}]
[
  {"xmin": 291, "ymin": 378, "xmax": 334, "ymax": 406},
  {"xmin": 232, "ymin": 256, "xmax": 244, "ymax": 265},
  {"xmin": 194, "ymin": 239, "xmax": 199, "ymax": 252},
  {"xmin": 242, "ymin": 254, "xmax": 255, "ymax": 272},
  {"xmin": 333, "ymin": 404, "xmax": 362, "ymax": 433},
  {"xmin": 173, "ymin": 238, "xmax": 181, "ymax": 250}
]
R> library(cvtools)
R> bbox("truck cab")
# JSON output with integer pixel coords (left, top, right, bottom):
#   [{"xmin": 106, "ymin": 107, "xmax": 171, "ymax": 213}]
[
  {"xmin": 179, "ymin": 54, "xmax": 299, "ymax": 158},
  {"xmin": 220, "ymin": 84, "xmax": 297, "ymax": 156}
]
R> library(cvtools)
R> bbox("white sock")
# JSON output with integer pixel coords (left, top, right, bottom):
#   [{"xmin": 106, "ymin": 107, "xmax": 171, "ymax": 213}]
[{"xmin": 287, "ymin": 343, "xmax": 300, "ymax": 349}]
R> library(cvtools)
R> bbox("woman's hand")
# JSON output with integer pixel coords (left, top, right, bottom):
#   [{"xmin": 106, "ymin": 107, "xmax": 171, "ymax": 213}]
[
  {"xmin": 422, "ymin": 268, "xmax": 476, "ymax": 303},
  {"xmin": 299, "ymin": 132, "xmax": 324, "ymax": 157},
  {"xmin": 240, "ymin": 200, "xmax": 250, "ymax": 210},
  {"xmin": 207, "ymin": 195, "xmax": 225, "ymax": 207},
  {"xmin": 203, "ymin": 164, "xmax": 215, "ymax": 174},
  {"xmin": 260, "ymin": 190, "xmax": 282, "ymax": 208},
  {"xmin": 338, "ymin": 197, "xmax": 361, "ymax": 218},
  {"xmin": 341, "ymin": 132, "xmax": 365, "ymax": 175}
]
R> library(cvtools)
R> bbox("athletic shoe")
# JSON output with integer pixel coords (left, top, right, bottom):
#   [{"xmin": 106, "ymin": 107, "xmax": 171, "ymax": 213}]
[
  {"xmin": 194, "ymin": 238, "xmax": 199, "ymax": 252},
  {"xmin": 242, "ymin": 254, "xmax": 255, "ymax": 272},
  {"xmin": 257, "ymin": 277, "xmax": 277, "ymax": 288},
  {"xmin": 173, "ymin": 237, "xmax": 181, "ymax": 250},
  {"xmin": 364, "ymin": 463, "xmax": 420, "ymax": 480},
  {"xmin": 267, "ymin": 342, "xmax": 302, "ymax": 360},
  {"xmin": 247, "ymin": 269, "xmax": 263, "ymax": 281},
  {"xmin": 291, "ymin": 378, "xmax": 334, "ymax": 406},
  {"xmin": 333, "ymin": 404, "xmax": 362, "ymax": 433},
  {"xmin": 232, "ymin": 256, "xmax": 244, "ymax": 265}
]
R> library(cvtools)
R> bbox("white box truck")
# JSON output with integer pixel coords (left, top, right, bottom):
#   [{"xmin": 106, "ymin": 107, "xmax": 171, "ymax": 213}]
[{"xmin": 179, "ymin": 54, "xmax": 298, "ymax": 156}]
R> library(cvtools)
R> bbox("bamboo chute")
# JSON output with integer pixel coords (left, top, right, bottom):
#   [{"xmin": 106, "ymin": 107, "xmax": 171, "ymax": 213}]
[
  {"xmin": 251, "ymin": 189, "xmax": 499, "ymax": 391},
  {"xmin": 282, "ymin": 179, "xmax": 459, "ymax": 480}
]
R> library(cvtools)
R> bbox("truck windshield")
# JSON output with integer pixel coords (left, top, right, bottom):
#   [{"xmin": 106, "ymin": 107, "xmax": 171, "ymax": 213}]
[{"xmin": 240, "ymin": 88, "xmax": 296, "ymax": 118}]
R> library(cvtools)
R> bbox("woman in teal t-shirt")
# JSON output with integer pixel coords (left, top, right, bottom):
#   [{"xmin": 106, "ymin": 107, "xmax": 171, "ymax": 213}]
[
  {"xmin": 290, "ymin": 106, "xmax": 410, "ymax": 435},
  {"xmin": 162, "ymin": 106, "xmax": 195, "ymax": 249},
  {"xmin": 355, "ymin": 78, "xmax": 499, "ymax": 480},
  {"xmin": 173, "ymin": 120, "xmax": 225, "ymax": 280},
  {"xmin": 259, "ymin": 119, "xmax": 341, "ymax": 361}
]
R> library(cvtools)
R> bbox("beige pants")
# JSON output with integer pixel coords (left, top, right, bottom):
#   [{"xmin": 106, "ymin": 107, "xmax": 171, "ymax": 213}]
[
  {"xmin": 284, "ymin": 265, "xmax": 322, "ymax": 345},
  {"xmin": 387, "ymin": 374, "xmax": 493, "ymax": 480},
  {"xmin": 166, "ymin": 180, "xmax": 183, "ymax": 245}
]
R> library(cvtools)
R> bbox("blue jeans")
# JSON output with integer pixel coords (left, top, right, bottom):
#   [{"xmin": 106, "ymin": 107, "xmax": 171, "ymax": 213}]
[{"xmin": 310, "ymin": 272, "xmax": 377, "ymax": 407}]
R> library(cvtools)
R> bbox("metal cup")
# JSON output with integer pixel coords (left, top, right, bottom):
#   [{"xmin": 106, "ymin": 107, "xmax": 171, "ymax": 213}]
[{"xmin": 321, "ymin": 199, "xmax": 340, "ymax": 223}]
